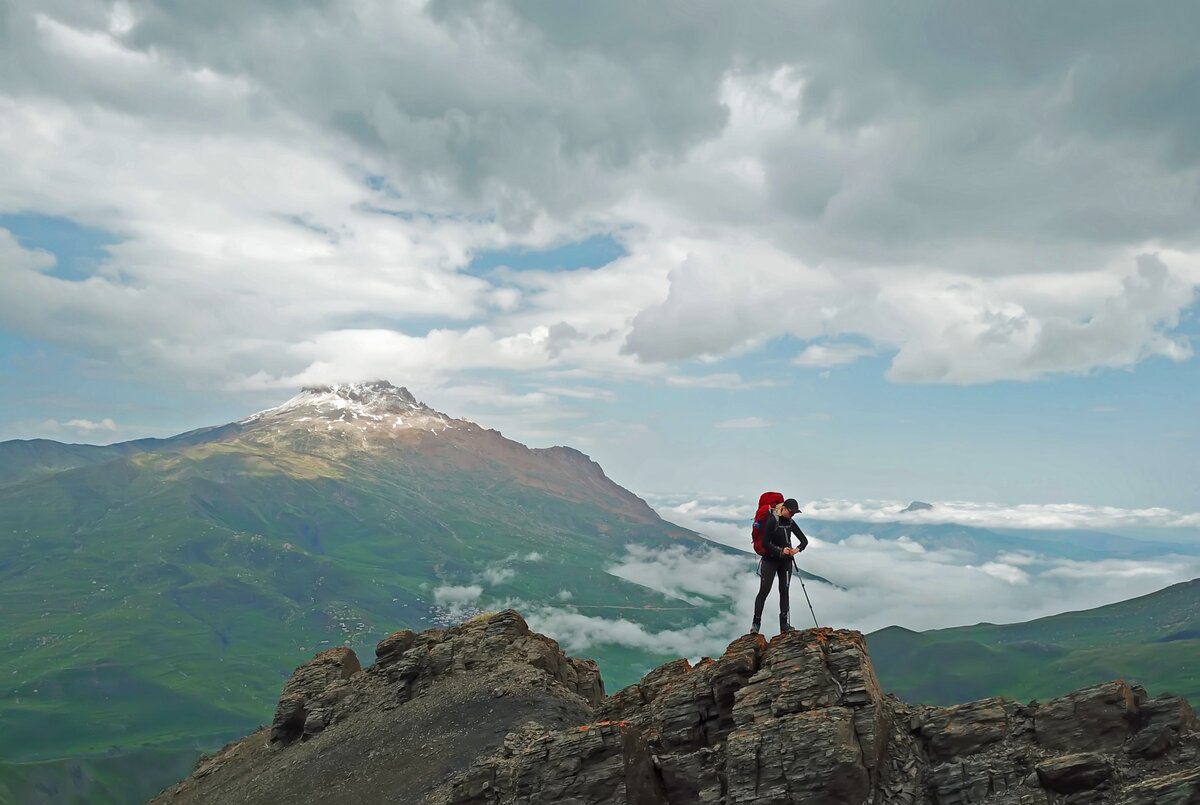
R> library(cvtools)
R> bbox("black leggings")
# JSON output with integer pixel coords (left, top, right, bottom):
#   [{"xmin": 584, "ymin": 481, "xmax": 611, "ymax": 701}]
[{"xmin": 753, "ymin": 556, "xmax": 791, "ymax": 622}]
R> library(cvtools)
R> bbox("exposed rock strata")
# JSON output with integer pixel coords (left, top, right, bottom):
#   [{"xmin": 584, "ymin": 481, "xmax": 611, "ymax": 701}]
[{"xmin": 155, "ymin": 610, "xmax": 1199, "ymax": 804}]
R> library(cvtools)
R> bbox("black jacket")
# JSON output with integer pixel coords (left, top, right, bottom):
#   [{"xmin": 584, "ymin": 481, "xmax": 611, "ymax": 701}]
[{"xmin": 759, "ymin": 510, "xmax": 808, "ymax": 562}]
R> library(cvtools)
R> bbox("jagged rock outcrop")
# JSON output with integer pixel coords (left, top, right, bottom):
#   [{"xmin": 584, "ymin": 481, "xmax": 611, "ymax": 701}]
[
  {"xmin": 270, "ymin": 646, "xmax": 362, "ymax": 744},
  {"xmin": 153, "ymin": 610, "xmax": 602, "ymax": 805},
  {"xmin": 155, "ymin": 610, "xmax": 1199, "ymax": 805}
]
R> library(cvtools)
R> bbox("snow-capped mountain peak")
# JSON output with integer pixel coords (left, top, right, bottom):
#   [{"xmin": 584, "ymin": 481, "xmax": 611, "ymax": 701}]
[{"xmin": 241, "ymin": 381, "xmax": 458, "ymax": 435}]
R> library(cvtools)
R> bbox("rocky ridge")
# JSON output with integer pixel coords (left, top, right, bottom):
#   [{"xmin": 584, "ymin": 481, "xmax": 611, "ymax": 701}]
[{"xmin": 155, "ymin": 611, "xmax": 1199, "ymax": 804}]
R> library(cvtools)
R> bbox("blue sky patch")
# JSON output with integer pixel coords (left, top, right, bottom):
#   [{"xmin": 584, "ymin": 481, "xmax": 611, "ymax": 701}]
[
  {"xmin": 0, "ymin": 212, "xmax": 119, "ymax": 281},
  {"xmin": 467, "ymin": 233, "xmax": 626, "ymax": 274}
]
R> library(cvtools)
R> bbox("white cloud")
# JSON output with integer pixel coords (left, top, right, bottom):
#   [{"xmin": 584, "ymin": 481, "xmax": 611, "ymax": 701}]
[
  {"xmin": 796, "ymin": 498, "xmax": 1200, "ymax": 531},
  {"xmin": 1, "ymin": 0, "xmax": 1199, "ymax": 427},
  {"xmin": 35, "ymin": 416, "xmax": 125, "ymax": 440},
  {"xmin": 524, "ymin": 533, "xmax": 1200, "ymax": 654},
  {"xmin": 537, "ymin": 386, "xmax": 617, "ymax": 402},
  {"xmin": 433, "ymin": 584, "xmax": 483, "ymax": 607},
  {"xmin": 978, "ymin": 561, "xmax": 1030, "ymax": 585},
  {"xmin": 607, "ymin": 545, "xmax": 747, "ymax": 605},
  {"xmin": 63, "ymin": 417, "xmax": 118, "ymax": 432},
  {"xmin": 715, "ymin": 416, "xmax": 771, "ymax": 429},
  {"xmin": 562, "ymin": 496, "xmax": 1200, "ymax": 648},
  {"xmin": 480, "ymin": 566, "xmax": 515, "ymax": 586},
  {"xmin": 652, "ymin": 494, "xmax": 1200, "ymax": 533},
  {"xmin": 797, "ymin": 536, "xmax": 1199, "ymax": 633},
  {"xmin": 525, "ymin": 604, "xmax": 745, "ymax": 661},
  {"xmin": 665, "ymin": 373, "xmax": 774, "ymax": 389},
  {"xmin": 432, "ymin": 583, "xmax": 486, "ymax": 620},
  {"xmin": 793, "ymin": 342, "xmax": 875, "ymax": 368}
]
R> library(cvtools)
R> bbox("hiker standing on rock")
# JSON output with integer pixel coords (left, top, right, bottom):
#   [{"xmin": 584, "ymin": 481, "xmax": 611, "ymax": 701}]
[{"xmin": 751, "ymin": 496, "xmax": 808, "ymax": 635}]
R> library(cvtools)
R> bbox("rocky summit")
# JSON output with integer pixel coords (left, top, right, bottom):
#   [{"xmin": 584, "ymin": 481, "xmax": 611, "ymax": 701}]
[{"xmin": 155, "ymin": 611, "xmax": 1199, "ymax": 805}]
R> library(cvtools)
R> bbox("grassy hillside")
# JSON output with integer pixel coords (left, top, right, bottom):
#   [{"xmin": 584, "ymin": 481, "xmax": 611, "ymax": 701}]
[
  {"xmin": 0, "ymin": 748, "xmax": 203, "ymax": 805},
  {"xmin": 867, "ymin": 578, "xmax": 1200, "ymax": 706},
  {"xmin": 0, "ymin": 414, "xmax": 742, "ymax": 803}
]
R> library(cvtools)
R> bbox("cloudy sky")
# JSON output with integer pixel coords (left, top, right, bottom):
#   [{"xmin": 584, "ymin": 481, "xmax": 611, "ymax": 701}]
[{"xmin": 3, "ymin": 1, "xmax": 1199, "ymax": 513}]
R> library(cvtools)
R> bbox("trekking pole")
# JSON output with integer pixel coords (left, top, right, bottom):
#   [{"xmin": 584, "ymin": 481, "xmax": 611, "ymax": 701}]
[
  {"xmin": 798, "ymin": 574, "xmax": 820, "ymax": 628},
  {"xmin": 793, "ymin": 557, "xmax": 820, "ymax": 628}
]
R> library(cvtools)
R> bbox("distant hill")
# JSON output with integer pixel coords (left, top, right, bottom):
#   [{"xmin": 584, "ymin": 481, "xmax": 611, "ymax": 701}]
[
  {"xmin": 867, "ymin": 577, "xmax": 1200, "ymax": 706},
  {"xmin": 0, "ymin": 381, "xmax": 788, "ymax": 804}
]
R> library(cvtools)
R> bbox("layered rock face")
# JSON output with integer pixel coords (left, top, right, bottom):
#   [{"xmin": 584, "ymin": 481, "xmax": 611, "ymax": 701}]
[
  {"xmin": 156, "ymin": 611, "xmax": 1199, "ymax": 805},
  {"xmin": 153, "ymin": 611, "xmax": 603, "ymax": 805}
]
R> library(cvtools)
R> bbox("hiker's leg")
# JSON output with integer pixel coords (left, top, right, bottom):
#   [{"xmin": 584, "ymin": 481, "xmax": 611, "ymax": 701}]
[
  {"xmin": 752, "ymin": 559, "xmax": 776, "ymax": 624},
  {"xmin": 777, "ymin": 567, "xmax": 792, "ymax": 631}
]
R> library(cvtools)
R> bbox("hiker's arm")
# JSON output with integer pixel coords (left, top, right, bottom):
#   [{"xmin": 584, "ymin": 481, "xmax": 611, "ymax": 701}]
[{"xmin": 789, "ymin": 521, "xmax": 809, "ymax": 552}]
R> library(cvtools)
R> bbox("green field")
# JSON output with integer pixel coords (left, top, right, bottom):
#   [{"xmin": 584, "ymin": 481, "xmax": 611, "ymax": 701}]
[{"xmin": 867, "ymin": 577, "xmax": 1200, "ymax": 706}]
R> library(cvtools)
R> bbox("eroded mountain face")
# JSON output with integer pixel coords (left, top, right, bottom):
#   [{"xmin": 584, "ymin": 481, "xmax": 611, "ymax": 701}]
[{"xmin": 155, "ymin": 610, "xmax": 1199, "ymax": 805}]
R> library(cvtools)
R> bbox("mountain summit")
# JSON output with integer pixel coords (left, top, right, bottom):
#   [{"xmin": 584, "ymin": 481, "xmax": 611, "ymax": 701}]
[
  {"xmin": 241, "ymin": 381, "xmax": 460, "ymax": 447},
  {"xmin": 244, "ymin": 381, "xmax": 448, "ymax": 427}
]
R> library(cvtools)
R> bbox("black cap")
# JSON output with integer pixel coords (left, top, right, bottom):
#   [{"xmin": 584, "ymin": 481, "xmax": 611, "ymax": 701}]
[{"xmin": 782, "ymin": 498, "xmax": 801, "ymax": 515}]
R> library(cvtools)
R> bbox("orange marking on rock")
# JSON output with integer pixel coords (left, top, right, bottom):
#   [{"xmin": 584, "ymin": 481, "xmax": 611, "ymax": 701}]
[{"xmin": 579, "ymin": 719, "xmax": 630, "ymax": 731}]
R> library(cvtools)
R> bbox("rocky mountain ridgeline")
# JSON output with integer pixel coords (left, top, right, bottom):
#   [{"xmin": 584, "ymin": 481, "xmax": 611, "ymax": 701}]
[{"xmin": 153, "ymin": 611, "xmax": 1199, "ymax": 804}]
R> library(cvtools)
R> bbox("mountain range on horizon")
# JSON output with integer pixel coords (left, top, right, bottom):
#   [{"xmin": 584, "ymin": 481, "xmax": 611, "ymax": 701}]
[{"xmin": 1, "ymin": 380, "xmax": 1197, "ymax": 804}]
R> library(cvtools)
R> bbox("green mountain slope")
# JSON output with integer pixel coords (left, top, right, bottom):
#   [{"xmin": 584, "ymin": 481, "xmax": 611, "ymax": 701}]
[
  {"xmin": 0, "ymin": 439, "xmax": 131, "ymax": 488},
  {"xmin": 0, "ymin": 382, "xmax": 752, "ymax": 803},
  {"xmin": 0, "ymin": 425, "xmax": 240, "ymax": 489},
  {"xmin": 866, "ymin": 577, "xmax": 1200, "ymax": 706},
  {"xmin": 0, "ymin": 748, "xmax": 202, "ymax": 805}
]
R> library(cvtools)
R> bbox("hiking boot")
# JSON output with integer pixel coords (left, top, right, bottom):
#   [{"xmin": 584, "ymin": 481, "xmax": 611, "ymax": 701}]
[
  {"xmin": 750, "ymin": 620, "xmax": 761, "ymax": 635},
  {"xmin": 779, "ymin": 613, "xmax": 794, "ymax": 633}
]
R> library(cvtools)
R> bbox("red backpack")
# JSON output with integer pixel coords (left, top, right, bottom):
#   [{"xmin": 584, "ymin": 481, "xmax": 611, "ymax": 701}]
[{"xmin": 751, "ymin": 491, "xmax": 784, "ymax": 556}]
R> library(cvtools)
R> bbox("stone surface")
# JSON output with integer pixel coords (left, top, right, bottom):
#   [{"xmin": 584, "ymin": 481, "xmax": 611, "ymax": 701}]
[
  {"xmin": 374, "ymin": 628, "xmax": 417, "ymax": 663},
  {"xmin": 155, "ymin": 609, "xmax": 1200, "ymax": 805},
  {"xmin": 1125, "ymin": 724, "xmax": 1177, "ymax": 759},
  {"xmin": 1138, "ymin": 692, "xmax": 1197, "ymax": 732},
  {"xmin": 921, "ymin": 697, "xmax": 1010, "ymax": 762},
  {"xmin": 1035, "ymin": 682, "xmax": 1141, "ymax": 752},
  {"xmin": 726, "ymin": 709, "xmax": 870, "ymax": 803},
  {"xmin": 269, "ymin": 646, "xmax": 362, "ymax": 744},
  {"xmin": 1035, "ymin": 752, "xmax": 1112, "ymax": 794},
  {"xmin": 1118, "ymin": 766, "xmax": 1200, "ymax": 804}
]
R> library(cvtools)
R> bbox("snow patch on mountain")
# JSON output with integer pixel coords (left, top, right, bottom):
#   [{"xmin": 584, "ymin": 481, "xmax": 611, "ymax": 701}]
[{"xmin": 241, "ymin": 380, "xmax": 459, "ymax": 433}]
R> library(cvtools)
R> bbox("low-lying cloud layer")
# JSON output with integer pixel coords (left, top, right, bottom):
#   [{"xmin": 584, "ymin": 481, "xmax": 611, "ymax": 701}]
[
  {"xmin": 497, "ymin": 535, "xmax": 1200, "ymax": 664},
  {"xmin": 432, "ymin": 495, "xmax": 1200, "ymax": 663},
  {"xmin": 525, "ymin": 605, "xmax": 745, "ymax": 662},
  {"xmin": 653, "ymin": 495, "xmax": 1200, "ymax": 532}
]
